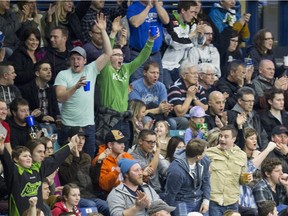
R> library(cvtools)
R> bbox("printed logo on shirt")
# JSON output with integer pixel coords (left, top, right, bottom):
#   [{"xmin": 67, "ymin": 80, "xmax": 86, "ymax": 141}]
[
  {"xmin": 21, "ymin": 181, "xmax": 41, "ymax": 197},
  {"xmin": 112, "ymin": 72, "xmax": 128, "ymax": 82}
]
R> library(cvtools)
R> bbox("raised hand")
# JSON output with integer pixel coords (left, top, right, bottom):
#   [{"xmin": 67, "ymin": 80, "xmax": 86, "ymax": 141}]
[
  {"xmin": 47, "ymin": 3, "xmax": 56, "ymax": 17},
  {"xmin": 236, "ymin": 113, "xmax": 247, "ymax": 127},
  {"xmin": 95, "ymin": 13, "xmax": 107, "ymax": 31},
  {"xmin": 112, "ymin": 16, "xmax": 124, "ymax": 33},
  {"xmin": 135, "ymin": 191, "xmax": 150, "ymax": 209},
  {"xmin": 28, "ymin": 197, "xmax": 38, "ymax": 207}
]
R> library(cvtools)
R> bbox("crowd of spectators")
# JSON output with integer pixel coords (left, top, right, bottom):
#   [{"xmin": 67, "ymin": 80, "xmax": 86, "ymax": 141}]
[{"xmin": 0, "ymin": 0, "xmax": 288, "ymax": 216}]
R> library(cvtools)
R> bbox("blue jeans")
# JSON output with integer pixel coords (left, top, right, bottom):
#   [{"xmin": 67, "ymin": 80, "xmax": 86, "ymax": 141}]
[
  {"xmin": 167, "ymin": 117, "xmax": 189, "ymax": 130},
  {"xmin": 58, "ymin": 124, "xmax": 96, "ymax": 158},
  {"xmin": 129, "ymin": 50, "xmax": 163, "ymax": 83},
  {"xmin": 79, "ymin": 198, "xmax": 110, "ymax": 216},
  {"xmin": 209, "ymin": 201, "xmax": 239, "ymax": 216},
  {"xmin": 174, "ymin": 198, "xmax": 209, "ymax": 216},
  {"xmin": 163, "ymin": 68, "xmax": 180, "ymax": 89}
]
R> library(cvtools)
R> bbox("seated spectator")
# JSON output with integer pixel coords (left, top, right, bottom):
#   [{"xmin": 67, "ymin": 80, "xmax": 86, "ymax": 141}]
[
  {"xmin": 209, "ymin": 0, "xmax": 250, "ymax": 43},
  {"xmin": 58, "ymin": 127, "xmax": 110, "ymax": 216},
  {"xmin": 165, "ymin": 138, "xmax": 210, "ymax": 216},
  {"xmin": 41, "ymin": 26, "xmax": 70, "ymax": 84},
  {"xmin": 253, "ymin": 157, "xmax": 288, "ymax": 212},
  {"xmin": 168, "ymin": 62, "xmax": 207, "ymax": 130},
  {"xmin": 131, "ymin": 129, "xmax": 169, "ymax": 197},
  {"xmin": 216, "ymin": 60, "xmax": 254, "ymax": 110},
  {"xmin": 107, "ymin": 158, "xmax": 166, "ymax": 215},
  {"xmin": 44, "ymin": 1, "xmax": 90, "ymax": 48},
  {"xmin": 223, "ymin": 210, "xmax": 241, "ymax": 216},
  {"xmin": 187, "ymin": 22, "xmax": 221, "ymax": 78},
  {"xmin": 268, "ymin": 126, "xmax": 288, "ymax": 174},
  {"xmin": 261, "ymin": 88, "xmax": 288, "ymax": 139},
  {"xmin": 0, "ymin": 62, "xmax": 21, "ymax": 107},
  {"xmin": 246, "ymin": 29, "xmax": 276, "ymax": 75},
  {"xmin": 215, "ymin": 29, "xmax": 243, "ymax": 77},
  {"xmin": 129, "ymin": 61, "xmax": 173, "ymax": 126},
  {"xmin": 0, "ymin": 134, "xmax": 78, "ymax": 216},
  {"xmin": 154, "ymin": 120, "xmax": 171, "ymax": 157},
  {"xmin": 165, "ymin": 136, "xmax": 185, "ymax": 163},
  {"xmin": 148, "ymin": 199, "xmax": 176, "ymax": 216},
  {"xmin": 228, "ymin": 87, "xmax": 268, "ymax": 150},
  {"xmin": 22, "ymin": 197, "xmax": 45, "ymax": 216},
  {"xmin": 42, "ymin": 178, "xmax": 52, "ymax": 216},
  {"xmin": 253, "ymin": 60, "xmax": 288, "ymax": 111},
  {"xmin": 19, "ymin": 61, "xmax": 60, "ymax": 137},
  {"xmin": 98, "ymin": 130, "xmax": 134, "ymax": 194},
  {"xmin": 8, "ymin": 27, "xmax": 41, "ymax": 86},
  {"xmin": 161, "ymin": 1, "xmax": 200, "ymax": 88},
  {"xmin": 0, "ymin": 99, "xmax": 11, "ymax": 154},
  {"xmin": 52, "ymin": 183, "xmax": 81, "ymax": 216},
  {"xmin": 127, "ymin": 0, "xmax": 169, "ymax": 83},
  {"xmin": 257, "ymin": 200, "xmax": 278, "ymax": 216},
  {"xmin": 207, "ymin": 127, "xmax": 220, "ymax": 148},
  {"xmin": 197, "ymin": 63, "xmax": 218, "ymax": 98},
  {"xmin": 184, "ymin": 106, "xmax": 208, "ymax": 144},
  {"xmin": 7, "ymin": 98, "xmax": 42, "ymax": 148}
]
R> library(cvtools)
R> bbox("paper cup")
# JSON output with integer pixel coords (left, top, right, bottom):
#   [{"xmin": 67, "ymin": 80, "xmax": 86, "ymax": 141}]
[{"xmin": 83, "ymin": 81, "xmax": 91, "ymax": 92}]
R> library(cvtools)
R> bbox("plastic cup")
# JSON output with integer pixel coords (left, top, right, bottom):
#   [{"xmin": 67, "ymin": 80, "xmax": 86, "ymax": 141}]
[
  {"xmin": 284, "ymin": 56, "xmax": 288, "ymax": 67},
  {"xmin": 26, "ymin": 115, "xmax": 35, "ymax": 127},
  {"xmin": 241, "ymin": 172, "xmax": 251, "ymax": 184},
  {"xmin": 83, "ymin": 81, "xmax": 91, "ymax": 92},
  {"xmin": 150, "ymin": 26, "xmax": 157, "ymax": 37}
]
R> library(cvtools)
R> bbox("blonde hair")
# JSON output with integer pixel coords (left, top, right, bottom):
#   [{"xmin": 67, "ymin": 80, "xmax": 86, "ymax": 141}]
[
  {"xmin": 155, "ymin": 120, "xmax": 170, "ymax": 138},
  {"xmin": 207, "ymin": 127, "xmax": 220, "ymax": 147},
  {"xmin": 129, "ymin": 99, "xmax": 146, "ymax": 130},
  {"xmin": 54, "ymin": 1, "xmax": 74, "ymax": 25}
]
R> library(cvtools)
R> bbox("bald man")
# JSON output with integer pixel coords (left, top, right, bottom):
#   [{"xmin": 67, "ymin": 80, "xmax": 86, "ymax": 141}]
[
  {"xmin": 253, "ymin": 59, "xmax": 288, "ymax": 110},
  {"xmin": 206, "ymin": 91, "xmax": 233, "ymax": 130}
]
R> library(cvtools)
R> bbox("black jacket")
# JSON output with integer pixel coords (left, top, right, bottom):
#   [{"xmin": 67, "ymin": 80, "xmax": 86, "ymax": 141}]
[
  {"xmin": 19, "ymin": 80, "xmax": 60, "ymax": 121},
  {"xmin": 6, "ymin": 117, "xmax": 30, "ymax": 148}
]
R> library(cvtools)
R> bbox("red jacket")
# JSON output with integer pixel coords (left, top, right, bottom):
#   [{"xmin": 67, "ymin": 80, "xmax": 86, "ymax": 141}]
[{"xmin": 51, "ymin": 201, "xmax": 81, "ymax": 216}]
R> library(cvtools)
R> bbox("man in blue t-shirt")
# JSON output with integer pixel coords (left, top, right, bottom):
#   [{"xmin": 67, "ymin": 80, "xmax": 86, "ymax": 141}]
[{"xmin": 127, "ymin": 0, "xmax": 169, "ymax": 83}]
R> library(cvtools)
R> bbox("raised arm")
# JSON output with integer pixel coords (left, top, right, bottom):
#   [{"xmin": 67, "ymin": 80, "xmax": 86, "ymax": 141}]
[
  {"xmin": 129, "ymin": 3, "xmax": 152, "ymax": 28},
  {"xmin": 154, "ymin": 1, "xmax": 169, "ymax": 24},
  {"xmin": 95, "ymin": 13, "xmax": 112, "ymax": 72}
]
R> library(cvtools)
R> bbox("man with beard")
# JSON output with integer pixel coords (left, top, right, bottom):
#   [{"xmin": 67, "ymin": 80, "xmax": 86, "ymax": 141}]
[
  {"xmin": 216, "ymin": 60, "xmax": 254, "ymax": 110},
  {"xmin": 20, "ymin": 61, "xmax": 60, "ymax": 136},
  {"xmin": 228, "ymin": 87, "xmax": 268, "ymax": 150},
  {"xmin": 107, "ymin": 158, "xmax": 167, "ymax": 216}
]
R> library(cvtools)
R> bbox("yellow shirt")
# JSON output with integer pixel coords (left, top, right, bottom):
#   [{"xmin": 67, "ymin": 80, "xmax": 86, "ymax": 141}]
[{"xmin": 206, "ymin": 145, "xmax": 247, "ymax": 206}]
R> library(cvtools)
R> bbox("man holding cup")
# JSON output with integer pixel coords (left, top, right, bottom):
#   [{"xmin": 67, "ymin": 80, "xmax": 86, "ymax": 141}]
[
  {"xmin": 54, "ymin": 13, "xmax": 112, "ymax": 158},
  {"xmin": 206, "ymin": 125, "xmax": 252, "ymax": 216}
]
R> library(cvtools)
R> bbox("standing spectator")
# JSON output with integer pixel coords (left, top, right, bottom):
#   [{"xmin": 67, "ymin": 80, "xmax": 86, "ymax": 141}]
[
  {"xmin": 127, "ymin": 0, "xmax": 169, "ymax": 82},
  {"xmin": 165, "ymin": 136, "xmax": 185, "ymax": 163},
  {"xmin": 54, "ymin": 13, "xmax": 112, "ymax": 157},
  {"xmin": 20, "ymin": 61, "xmax": 60, "ymax": 136},
  {"xmin": 216, "ymin": 60, "xmax": 254, "ymax": 110},
  {"xmin": 107, "ymin": 158, "xmax": 165, "ymax": 216},
  {"xmin": 187, "ymin": 23, "xmax": 221, "ymax": 78},
  {"xmin": 58, "ymin": 127, "xmax": 110, "ymax": 215},
  {"xmin": 253, "ymin": 158, "xmax": 288, "ymax": 212},
  {"xmin": 165, "ymin": 138, "xmax": 210, "ymax": 216},
  {"xmin": 129, "ymin": 61, "xmax": 173, "ymax": 125},
  {"xmin": 168, "ymin": 62, "xmax": 207, "ymax": 130},
  {"xmin": 42, "ymin": 26, "xmax": 70, "ymax": 85},
  {"xmin": 206, "ymin": 125, "xmax": 251, "ymax": 215},
  {"xmin": 0, "ymin": 63, "xmax": 21, "ymax": 107},
  {"xmin": 209, "ymin": 0, "xmax": 251, "ymax": 43},
  {"xmin": 8, "ymin": 27, "xmax": 41, "ymax": 86},
  {"xmin": 246, "ymin": 29, "xmax": 276, "ymax": 75},
  {"xmin": 261, "ymin": 88, "xmax": 288, "ymax": 139}
]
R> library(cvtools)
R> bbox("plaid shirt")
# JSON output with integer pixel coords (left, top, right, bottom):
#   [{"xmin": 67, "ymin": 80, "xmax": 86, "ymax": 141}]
[
  {"xmin": 253, "ymin": 178, "xmax": 288, "ymax": 207},
  {"xmin": 81, "ymin": 2, "xmax": 128, "ymax": 43},
  {"xmin": 38, "ymin": 85, "xmax": 49, "ymax": 116}
]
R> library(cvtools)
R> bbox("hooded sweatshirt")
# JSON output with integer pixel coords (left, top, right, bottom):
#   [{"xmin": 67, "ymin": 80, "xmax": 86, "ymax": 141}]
[{"xmin": 51, "ymin": 201, "xmax": 81, "ymax": 216}]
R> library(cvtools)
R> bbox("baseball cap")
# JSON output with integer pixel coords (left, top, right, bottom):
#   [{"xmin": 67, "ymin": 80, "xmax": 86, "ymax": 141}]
[
  {"xmin": 68, "ymin": 126, "xmax": 86, "ymax": 138},
  {"xmin": 105, "ymin": 130, "xmax": 127, "ymax": 143},
  {"xmin": 189, "ymin": 106, "xmax": 207, "ymax": 118},
  {"xmin": 271, "ymin": 125, "xmax": 288, "ymax": 136},
  {"xmin": 147, "ymin": 200, "xmax": 176, "ymax": 215},
  {"xmin": 70, "ymin": 46, "xmax": 87, "ymax": 58}
]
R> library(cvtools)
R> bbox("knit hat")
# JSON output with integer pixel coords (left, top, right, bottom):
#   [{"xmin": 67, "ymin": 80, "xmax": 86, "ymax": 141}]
[
  {"xmin": 118, "ymin": 158, "xmax": 138, "ymax": 177},
  {"xmin": 147, "ymin": 200, "xmax": 176, "ymax": 215},
  {"xmin": 105, "ymin": 130, "xmax": 127, "ymax": 143}
]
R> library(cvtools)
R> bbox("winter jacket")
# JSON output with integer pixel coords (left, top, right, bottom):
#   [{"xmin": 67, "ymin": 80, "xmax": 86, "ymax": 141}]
[
  {"xmin": 165, "ymin": 150, "xmax": 210, "ymax": 207},
  {"xmin": 51, "ymin": 201, "xmax": 81, "ymax": 216}
]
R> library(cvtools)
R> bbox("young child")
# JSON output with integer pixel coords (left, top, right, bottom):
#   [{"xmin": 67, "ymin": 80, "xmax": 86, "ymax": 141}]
[
  {"xmin": 155, "ymin": 120, "xmax": 171, "ymax": 157},
  {"xmin": 184, "ymin": 106, "xmax": 208, "ymax": 144}
]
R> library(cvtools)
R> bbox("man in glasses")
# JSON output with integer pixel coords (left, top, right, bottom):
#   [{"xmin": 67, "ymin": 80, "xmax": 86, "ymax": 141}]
[
  {"xmin": 131, "ymin": 129, "xmax": 169, "ymax": 198},
  {"xmin": 228, "ymin": 86, "xmax": 268, "ymax": 150}
]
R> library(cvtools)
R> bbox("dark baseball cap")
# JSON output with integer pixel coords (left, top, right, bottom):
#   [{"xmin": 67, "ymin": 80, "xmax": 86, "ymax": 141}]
[
  {"xmin": 105, "ymin": 130, "xmax": 127, "ymax": 143},
  {"xmin": 67, "ymin": 126, "xmax": 86, "ymax": 138},
  {"xmin": 271, "ymin": 125, "xmax": 288, "ymax": 136}
]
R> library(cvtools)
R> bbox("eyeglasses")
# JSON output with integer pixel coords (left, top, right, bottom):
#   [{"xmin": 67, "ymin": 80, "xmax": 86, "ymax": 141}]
[
  {"xmin": 264, "ymin": 37, "xmax": 274, "ymax": 41},
  {"xmin": 112, "ymin": 53, "xmax": 125, "ymax": 58},
  {"xmin": 241, "ymin": 98, "xmax": 255, "ymax": 104},
  {"xmin": 143, "ymin": 139, "xmax": 157, "ymax": 145}
]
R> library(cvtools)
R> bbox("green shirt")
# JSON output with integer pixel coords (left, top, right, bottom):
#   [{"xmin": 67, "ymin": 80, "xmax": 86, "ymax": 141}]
[{"xmin": 98, "ymin": 40, "xmax": 153, "ymax": 112}]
